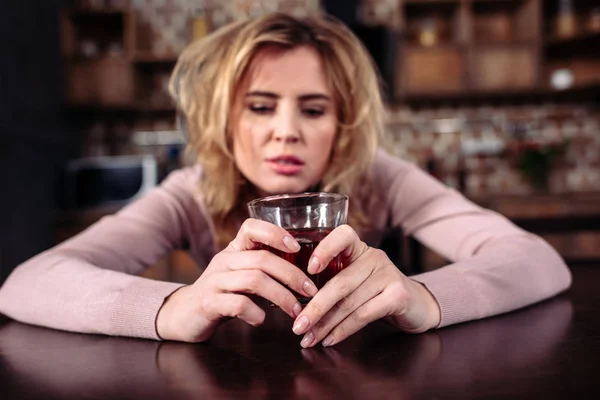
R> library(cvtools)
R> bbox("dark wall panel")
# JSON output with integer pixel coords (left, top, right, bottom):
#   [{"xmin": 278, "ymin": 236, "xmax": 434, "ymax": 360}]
[{"xmin": 0, "ymin": 0, "xmax": 68, "ymax": 283}]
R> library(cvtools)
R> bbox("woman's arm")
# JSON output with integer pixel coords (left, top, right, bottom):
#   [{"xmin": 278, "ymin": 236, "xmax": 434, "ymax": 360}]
[
  {"xmin": 0, "ymin": 167, "xmax": 211, "ymax": 339},
  {"xmin": 376, "ymin": 149, "xmax": 572, "ymax": 327}
]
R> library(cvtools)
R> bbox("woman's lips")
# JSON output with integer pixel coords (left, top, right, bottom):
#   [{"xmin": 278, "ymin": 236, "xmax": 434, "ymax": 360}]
[{"xmin": 266, "ymin": 155, "xmax": 305, "ymax": 175}]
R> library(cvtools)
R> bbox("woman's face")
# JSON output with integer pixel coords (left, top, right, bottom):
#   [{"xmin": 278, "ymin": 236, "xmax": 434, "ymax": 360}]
[{"xmin": 232, "ymin": 45, "xmax": 337, "ymax": 195}]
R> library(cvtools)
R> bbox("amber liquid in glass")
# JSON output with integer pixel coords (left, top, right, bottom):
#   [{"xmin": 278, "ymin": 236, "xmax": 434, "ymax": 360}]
[{"xmin": 263, "ymin": 228, "xmax": 343, "ymax": 304}]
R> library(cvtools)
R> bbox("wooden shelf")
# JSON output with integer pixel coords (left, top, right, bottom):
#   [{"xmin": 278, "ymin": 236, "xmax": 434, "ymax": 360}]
[
  {"xmin": 65, "ymin": 53, "xmax": 179, "ymax": 64},
  {"xmin": 132, "ymin": 52, "xmax": 179, "ymax": 64},
  {"xmin": 549, "ymin": 81, "xmax": 600, "ymax": 96},
  {"xmin": 403, "ymin": 43, "xmax": 465, "ymax": 50},
  {"xmin": 398, "ymin": 82, "xmax": 600, "ymax": 103},
  {"xmin": 470, "ymin": 41, "xmax": 538, "ymax": 47},
  {"xmin": 67, "ymin": 8, "xmax": 129, "ymax": 18},
  {"xmin": 65, "ymin": 54, "xmax": 129, "ymax": 62},
  {"xmin": 470, "ymin": 0, "xmax": 527, "ymax": 6},
  {"xmin": 137, "ymin": 103, "xmax": 177, "ymax": 112},
  {"xmin": 545, "ymin": 32, "xmax": 600, "ymax": 52},
  {"xmin": 403, "ymin": 0, "xmax": 460, "ymax": 4},
  {"xmin": 66, "ymin": 102, "xmax": 177, "ymax": 113}
]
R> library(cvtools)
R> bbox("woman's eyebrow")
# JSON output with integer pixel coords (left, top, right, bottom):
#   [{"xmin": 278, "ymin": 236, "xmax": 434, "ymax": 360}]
[
  {"xmin": 246, "ymin": 91, "xmax": 279, "ymax": 99},
  {"xmin": 246, "ymin": 91, "xmax": 331, "ymax": 101},
  {"xmin": 298, "ymin": 93, "xmax": 331, "ymax": 102}
]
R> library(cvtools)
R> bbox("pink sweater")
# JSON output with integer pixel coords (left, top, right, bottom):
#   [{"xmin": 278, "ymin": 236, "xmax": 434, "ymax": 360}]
[{"xmin": 0, "ymin": 149, "xmax": 572, "ymax": 339}]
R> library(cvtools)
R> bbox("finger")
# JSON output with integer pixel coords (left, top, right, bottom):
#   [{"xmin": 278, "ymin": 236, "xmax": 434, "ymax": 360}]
[
  {"xmin": 292, "ymin": 253, "xmax": 376, "ymax": 336},
  {"xmin": 301, "ymin": 271, "xmax": 385, "ymax": 348},
  {"xmin": 228, "ymin": 249, "xmax": 319, "ymax": 298},
  {"xmin": 215, "ymin": 270, "xmax": 303, "ymax": 318},
  {"xmin": 320, "ymin": 294, "xmax": 390, "ymax": 347},
  {"xmin": 229, "ymin": 218, "xmax": 300, "ymax": 253},
  {"xmin": 212, "ymin": 293, "xmax": 266, "ymax": 327},
  {"xmin": 307, "ymin": 224, "xmax": 368, "ymax": 274}
]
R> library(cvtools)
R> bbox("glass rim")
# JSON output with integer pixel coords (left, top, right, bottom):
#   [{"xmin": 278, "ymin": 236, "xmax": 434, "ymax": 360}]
[{"xmin": 247, "ymin": 192, "xmax": 348, "ymax": 208}]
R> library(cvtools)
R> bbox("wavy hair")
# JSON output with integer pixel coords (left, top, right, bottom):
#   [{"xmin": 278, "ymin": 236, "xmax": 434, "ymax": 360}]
[{"xmin": 170, "ymin": 13, "xmax": 385, "ymax": 249}]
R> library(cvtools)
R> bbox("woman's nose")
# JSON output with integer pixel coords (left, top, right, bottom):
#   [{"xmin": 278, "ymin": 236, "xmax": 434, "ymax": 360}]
[{"xmin": 273, "ymin": 110, "xmax": 301, "ymax": 143}]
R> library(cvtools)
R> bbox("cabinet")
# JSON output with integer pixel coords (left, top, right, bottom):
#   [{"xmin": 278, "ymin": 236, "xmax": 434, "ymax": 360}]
[
  {"xmin": 62, "ymin": 9, "xmax": 135, "ymax": 107},
  {"xmin": 396, "ymin": 0, "xmax": 542, "ymax": 99},
  {"xmin": 61, "ymin": 3, "xmax": 184, "ymax": 158},
  {"xmin": 62, "ymin": 4, "xmax": 183, "ymax": 110},
  {"xmin": 392, "ymin": 0, "xmax": 600, "ymax": 104}
]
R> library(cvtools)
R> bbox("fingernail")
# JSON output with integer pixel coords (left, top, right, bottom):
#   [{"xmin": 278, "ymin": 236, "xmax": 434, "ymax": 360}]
[
  {"xmin": 293, "ymin": 315, "xmax": 310, "ymax": 335},
  {"xmin": 283, "ymin": 235, "xmax": 300, "ymax": 252},
  {"xmin": 322, "ymin": 335, "xmax": 334, "ymax": 347},
  {"xmin": 303, "ymin": 280, "xmax": 318, "ymax": 297},
  {"xmin": 301, "ymin": 331, "xmax": 315, "ymax": 348},
  {"xmin": 292, "ymin": 302, "xmax": 303, "ymax": 318},
  {"xmin": 309, "ymin": 256, "xmax": 320, "ymax": 274}
]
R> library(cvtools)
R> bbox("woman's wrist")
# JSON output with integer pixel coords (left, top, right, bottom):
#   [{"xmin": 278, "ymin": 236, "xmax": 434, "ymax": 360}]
[
  {"xmin": 156, "ymin": 285, "xmax": 190, "ymax": 341},
  {"xmin": 387, "ymin": 278, "xmax": 441, "ymax": 333},
  {"xmin": 412, "ymin": 280, "xmax": 441, "ymax": 330}
]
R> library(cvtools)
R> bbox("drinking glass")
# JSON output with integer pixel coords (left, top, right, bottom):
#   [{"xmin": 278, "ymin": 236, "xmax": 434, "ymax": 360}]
[{"xmin": 247, "ymin": 192, "xmax": 348, "ymax": 304}]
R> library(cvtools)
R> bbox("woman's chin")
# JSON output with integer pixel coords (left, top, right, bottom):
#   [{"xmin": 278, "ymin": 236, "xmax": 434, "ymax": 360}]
[{"xmin": 257, "ymin": 182, "xmax": 314, "ymax": 196}]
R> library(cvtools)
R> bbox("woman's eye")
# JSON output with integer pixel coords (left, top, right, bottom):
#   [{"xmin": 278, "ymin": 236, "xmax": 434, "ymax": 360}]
[
  {"xmin": 303, "ymin": 108, "xmax": 324, "ymax": 118},
  {"xmin": 249, "ymin": 104, "xmax": 274, "ymax": 114}
]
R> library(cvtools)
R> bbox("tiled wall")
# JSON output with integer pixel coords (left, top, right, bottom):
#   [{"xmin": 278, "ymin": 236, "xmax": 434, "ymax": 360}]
[
  {"xmin": 131, "ymin": 0, "xmax": 322, "ymax": 55},
  {"xmin": 384, "ymin": 104, "xmax": 600, "ymax": 196}
]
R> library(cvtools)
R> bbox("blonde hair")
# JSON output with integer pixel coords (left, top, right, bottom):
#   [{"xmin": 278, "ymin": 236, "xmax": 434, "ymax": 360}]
[{"xmin": 170, "ymin": 13, "xmax": 385, "ymax": 249}]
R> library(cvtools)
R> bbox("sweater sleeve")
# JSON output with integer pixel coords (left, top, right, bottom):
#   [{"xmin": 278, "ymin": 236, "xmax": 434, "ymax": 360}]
[
  {"xmin": 0, "ymin": 167, "xmax": 210, "ymax": 339},
  {"xmin": 374, "ymin": 150, "xmax": 572, "ymax": 328}
]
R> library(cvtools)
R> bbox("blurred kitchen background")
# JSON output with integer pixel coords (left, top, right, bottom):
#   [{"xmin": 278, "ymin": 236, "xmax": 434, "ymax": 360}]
[{"xmin": 1, "ymin": 0, "xmax": 599, "ymax": 284}]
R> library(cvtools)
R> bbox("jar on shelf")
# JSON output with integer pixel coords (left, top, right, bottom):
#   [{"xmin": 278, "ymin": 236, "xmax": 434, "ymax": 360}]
[
  {"xmin": 419, "ymin": 18, "xmax": 439, "ymax": 47},
  {"xmin": 555, "ymin": 0, "xmax": 577, "ymax": 38},
  {"xmin": 191, "ymin": 2, "xmax": 210, "ymax": 42},
  {"xmin": 588, "ymin": 8, "xmax": 600, "ymax": 33}
]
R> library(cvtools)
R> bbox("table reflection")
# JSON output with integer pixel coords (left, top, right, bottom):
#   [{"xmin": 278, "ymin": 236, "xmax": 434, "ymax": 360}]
[
  {"xmin": 293, "ymin": 297, "xmax": 573, "ymax": 399},
  {"xmin": 0, "ymin": 296, "xmax": 572, "ymax": 399}
]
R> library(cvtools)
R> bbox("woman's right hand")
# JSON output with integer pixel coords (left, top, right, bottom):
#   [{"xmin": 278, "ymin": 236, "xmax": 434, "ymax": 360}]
[{"xmin": 156, "ymin": 219, "xmax": 319, "ymax": 343}]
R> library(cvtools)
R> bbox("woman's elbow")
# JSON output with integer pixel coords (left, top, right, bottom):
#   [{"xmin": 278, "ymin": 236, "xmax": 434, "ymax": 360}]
[{"xmin": 529, "ymin": 234, "xmax": 573, "ymax": 296}]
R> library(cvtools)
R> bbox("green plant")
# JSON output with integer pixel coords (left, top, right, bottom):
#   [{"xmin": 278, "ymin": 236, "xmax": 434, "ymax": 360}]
[{"xmin": 516, "ymin": 141, "xmax": 566, "ymax": 191}]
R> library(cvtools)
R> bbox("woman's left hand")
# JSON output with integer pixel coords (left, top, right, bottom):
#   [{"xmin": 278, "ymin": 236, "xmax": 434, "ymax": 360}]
[{"xmin": 292, "ymin": 225, "xmax": 441, "ymax": 348}]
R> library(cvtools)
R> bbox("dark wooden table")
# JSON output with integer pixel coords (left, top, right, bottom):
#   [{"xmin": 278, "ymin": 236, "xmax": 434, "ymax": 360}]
[{"xmin": 1, "ymin": 265, "xmax": 599, "ymax": 399}]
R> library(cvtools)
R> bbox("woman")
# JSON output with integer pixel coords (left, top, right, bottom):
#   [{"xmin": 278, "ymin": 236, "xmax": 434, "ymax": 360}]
[{"xmin": 0, "ymin": 13, "xmax": 571, "ymax": 348}]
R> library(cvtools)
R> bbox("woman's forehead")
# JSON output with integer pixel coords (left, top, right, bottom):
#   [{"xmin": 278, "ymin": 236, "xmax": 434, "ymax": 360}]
[{"xmin": 241, "ymin": 45, "xmax": 331, "ymax": 95}]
